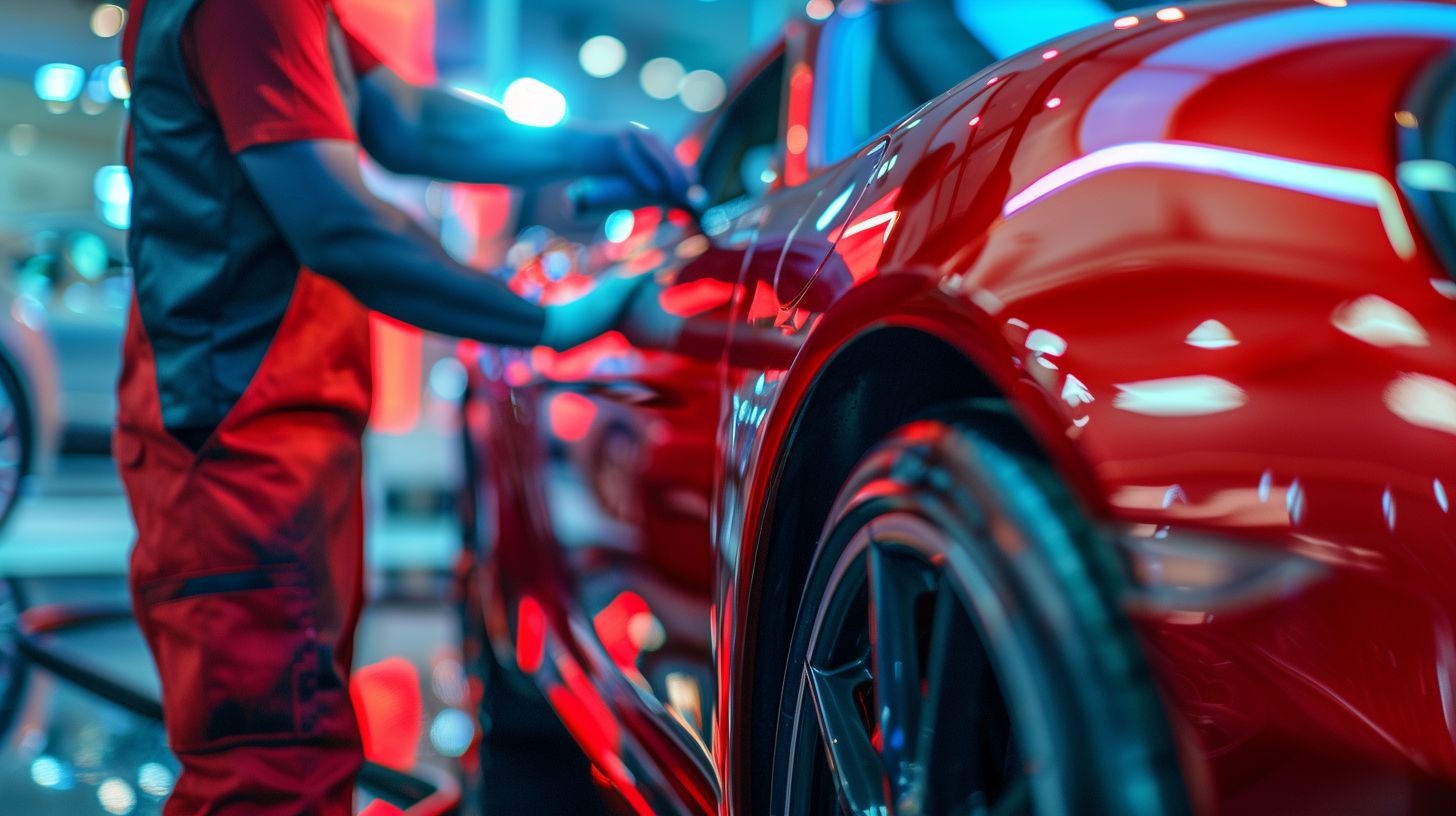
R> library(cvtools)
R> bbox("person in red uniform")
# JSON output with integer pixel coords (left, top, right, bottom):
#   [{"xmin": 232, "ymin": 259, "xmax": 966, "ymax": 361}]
[{"xmin": 118, "ymin": 1, "xmax": 689, "ymax": 813}]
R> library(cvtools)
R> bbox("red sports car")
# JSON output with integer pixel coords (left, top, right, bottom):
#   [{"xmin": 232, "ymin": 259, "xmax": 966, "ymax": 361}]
[{"xmin": 458, "ymin": 1, "xmax": 1456, "ymax": 813}]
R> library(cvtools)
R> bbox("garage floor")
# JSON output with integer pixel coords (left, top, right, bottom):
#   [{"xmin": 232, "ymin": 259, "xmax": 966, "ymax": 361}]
[{"xmin": 0, "ymin": 456, "xmax": 483, "ymax": 815}]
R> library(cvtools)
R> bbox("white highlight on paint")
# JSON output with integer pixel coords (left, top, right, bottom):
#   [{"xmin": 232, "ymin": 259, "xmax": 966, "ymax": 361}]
[
  {"xmin": 816, "ymin": 184, "xmax": 855, "ymax": 231},
  {"xmin": 1003, "ymin": 141, "xmax": 1417, "ymax": 259},
  {"xmin": 1399, "ymin": 160, "xmax": 1456, "ymax": 193},
  {"xmin": 841, "ymin": 210, "xmax": 900, "ymax": 242},
  {"xmin": 1080, "ymin": 3, "xmax": 1456, "ymax": 152},
  {"xmin": 1385, "ymin": 373, "xmax": 1456, "ymax": 436},
  {"xmin": 1185, "ymin": 319, "xmax": 1239, "ymax": 349},
  {"xmin": 1332, "ymin": 295, "xmax": 1428, "ymax": 348},
  {"xmin": 1026, "ymin": 329, "xmax": 1067, "ymax": 357},
  {"xmin": 1435, "ymin": 478, "xmax": 1449, "ymax": 514},
  {"xmin": 1383, "ymin": 486, "xmax": 1397, "ymax": 532},
  {"xmin": 1258, "ymin": 469, "xmax": 1273, "ymax": 503},
  {"xmin": 1061, "ymin": 374, "xmax": 1093, "ymax": 407},
  {"xmin": 1112, "ymin": 376, "xmax": 1247, "ymax": 417},
  {"xmin": 1287, "ymin": 477, "xmax": 1306, "ymax": 525},
  {"xmin": 1162, "ymin": 484, "xmax": 1186, "ymax": 509}
]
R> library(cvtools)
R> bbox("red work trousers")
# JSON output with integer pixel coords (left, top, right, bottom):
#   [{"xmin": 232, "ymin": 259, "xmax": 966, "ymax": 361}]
[{"xmin": 117, "ymin": 272, "xmax": 373, "ymax": 815}]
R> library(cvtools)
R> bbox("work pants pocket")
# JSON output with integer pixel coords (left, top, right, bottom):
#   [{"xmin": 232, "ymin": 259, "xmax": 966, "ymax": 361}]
[{"xmin": 137, "ymin": 564, "xmax": 321, "ymax": 753}]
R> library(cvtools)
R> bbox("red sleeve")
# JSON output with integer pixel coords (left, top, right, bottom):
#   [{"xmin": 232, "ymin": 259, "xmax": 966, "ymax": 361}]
[
  {"xmin": 343, "ymin": 27, "xmax": 383, "ymax": 77},
  {"xmin": 184, "ymin": 0, "xmax": 359, "ymax": 154}
]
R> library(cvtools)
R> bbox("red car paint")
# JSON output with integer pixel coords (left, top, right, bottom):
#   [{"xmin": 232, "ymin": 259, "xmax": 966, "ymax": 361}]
[{"xmin": 461, "ymin": 2, "xmax": 1456, "ymax": 812}]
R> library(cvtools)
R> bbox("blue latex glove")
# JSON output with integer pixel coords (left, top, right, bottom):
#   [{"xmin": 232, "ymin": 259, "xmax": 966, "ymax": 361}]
[
  {"xmin": 540, "ymin": 273, "xmax": 685, "ymax": 352},
  {"xmin": 572, "ymin": 126, "xmax": 695, "ymax": 210}
]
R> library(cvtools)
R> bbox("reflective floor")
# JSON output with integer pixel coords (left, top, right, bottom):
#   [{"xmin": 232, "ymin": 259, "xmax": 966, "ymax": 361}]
[
  {"xmin": 0, "ymin": 581, "xmax": 474, "ymax": 814},
  {"xmin": 0, "ymin": 457, "xmax": 481, "ymax": 815}
]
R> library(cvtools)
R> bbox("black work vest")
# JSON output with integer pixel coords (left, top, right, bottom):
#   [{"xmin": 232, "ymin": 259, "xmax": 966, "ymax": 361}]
[{"xmin": 125, "ymin": 0, "xmax": 363, "ymax": 431}]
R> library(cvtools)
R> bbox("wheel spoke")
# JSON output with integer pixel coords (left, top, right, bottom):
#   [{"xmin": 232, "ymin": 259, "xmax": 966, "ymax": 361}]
[
  {"xmin": 808, "ymin": 657, "xmax": 889, "ymax": 815},
  {"xmin": 868, "ymin": 543, "xmax": 934, "ymax": 807},
  {"xmin": 915, "ymin": 578, "xmax": 1012, "ymax": 814}
]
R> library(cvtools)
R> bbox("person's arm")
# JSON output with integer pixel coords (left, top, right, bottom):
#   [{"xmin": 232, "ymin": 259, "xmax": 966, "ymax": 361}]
[
  {"xmin": 183, "ymin": 1, "xmax": 681, "ymax": 351},
  {"xmin": 238, "ymin": 139, "xmax": 673, "ymax": 350},
  {"xmin": 355, "ymin": 67, "xmax": 690, "ymax": 201}
]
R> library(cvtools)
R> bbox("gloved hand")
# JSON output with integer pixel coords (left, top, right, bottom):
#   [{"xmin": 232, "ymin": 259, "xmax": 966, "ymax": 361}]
[
  {"xmin": 576, "ymin": 126, "xmax": 694, "ymax": 209},
  {"xmin": 539, "ymin": 273, "xmax": 684, "ymax": 352},
  {"xmin": 610, "ymin": 126, "xmax": 694, "ymax": 207},
  {"xmin": 619, "ymin": 274, "xmax": 685, "ymax": 350}
]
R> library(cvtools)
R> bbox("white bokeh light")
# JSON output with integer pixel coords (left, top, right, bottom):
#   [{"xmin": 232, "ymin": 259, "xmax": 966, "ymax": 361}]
[
  {"xmin": 502, "ymin": 78, "xmax": 567, "ymax": 128},
  {"xmin": 98, "ymin": 777, "xmax": 137, "ymax": 815},
  {"xmin": 639, "ymin": 57, "xmax": 685, "ymax": 100},
  {"xmin": 106, "ymin": 63, "xmax": 130, "ymax": 100},
  {"xmin": 679, "ymin": 69, "xmax": 726, "ymax": 112},
  {"xmin": 91, "ymin": 4, "xmax": 126, "ymax": 38},
  {"xmin": 137, "ymin": 762, "xmax": 176, "ymax": 798},
  {"xmin": 578, "ymin": 35, "xmax": 627, "ymax": 78}
]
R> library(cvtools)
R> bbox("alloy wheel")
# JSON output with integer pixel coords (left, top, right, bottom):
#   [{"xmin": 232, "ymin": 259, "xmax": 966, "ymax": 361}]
[{"xmin": 791, "ymin": 514, "xmax": 1031, "ymax": 816}]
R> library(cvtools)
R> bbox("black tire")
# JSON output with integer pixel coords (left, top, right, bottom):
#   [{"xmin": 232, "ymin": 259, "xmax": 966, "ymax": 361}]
[
  {"xmin": 0, "ymin": 356, "xmax": 32, "ymax": 533},
  {"xmin": 0, "ymin": 577, "xmax": 27, "ymax": 740},
  {"xmin": 766, "ymin": 402, "xmax": 1187, "ymax": 815}
]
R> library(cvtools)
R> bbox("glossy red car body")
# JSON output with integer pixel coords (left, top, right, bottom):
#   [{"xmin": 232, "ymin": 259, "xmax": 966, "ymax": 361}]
[{"xmin": 460, "ymin": 2, "xmax": 1456, "ymax": 812}]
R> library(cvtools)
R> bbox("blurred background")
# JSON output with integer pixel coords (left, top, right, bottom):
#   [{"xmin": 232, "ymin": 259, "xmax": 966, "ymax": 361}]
[{"xmin": 0, "ymin": 1, "xmax": 813, "ymax": 813}]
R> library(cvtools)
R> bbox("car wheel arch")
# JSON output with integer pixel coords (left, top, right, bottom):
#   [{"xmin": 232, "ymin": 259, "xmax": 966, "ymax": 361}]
[{"xmin": 733, "ymin": 322, "xmax": 1072, "ymax": 811}]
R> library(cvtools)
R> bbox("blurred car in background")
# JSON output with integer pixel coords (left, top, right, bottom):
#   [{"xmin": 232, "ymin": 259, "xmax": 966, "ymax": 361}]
[
  {"xmin": 1, "ymin": 217, "xmax": 126, "ymax": 454},
  {"xmin": 0, "ymin": 224, "xmax": 64, "ymax": 529},
  {"xmin": 459, "ymin": 1, "xmax": 1456, "ymax": 814}
]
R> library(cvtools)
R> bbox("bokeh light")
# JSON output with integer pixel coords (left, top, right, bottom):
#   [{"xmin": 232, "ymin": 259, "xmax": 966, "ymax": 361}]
[
  {"xmin": 639, "ymin": 57, "xmax": 685, "ymax": 100},
  {"xmin": 8, "ymin": 124, "xmax": 37, "ymax": 157},
  {"xmin": 605, "ymin": 209, "xmax": 635, "ymax": 243},
  {"xmin": 579, "ymin": 35, "xmax": 627, "ymax": 78},
  {"xmin": 94, "ymin": 165, "xmax": 132, "ymax": 229},
  {"xmin": 30, "ymin": 756, "xmax": 64, "ymax": 788},
  {"xmin": 97, "ymin": 777, "xmax": 137, "ymax": 815},
  {"xmin": 67, "ymin": 232, "xmax": 109, "ymax": 280},
  {"xmin": 107, "ymin": 63, "xmax": 131, "ymax": 100},
  {"xmin": 428, "ymin": 709, "xmax": 476, "ymax": 758},
  {"xmin": 787, "ymin": 124, "xmax": 809, "ymax": 155},
  {"xmin": 502, "ymin": 78, "xmax": 567, "ymax": 128},
  {"xmin": 806, "ymin": 0, "xmax": 834, "ymax": 20},
  {"xmin": 679, "ymin": 69, "xmax": 726, "ymax": 112},
  {"xmin": 35, "ymin": 63, "xmax": 85, "ymax": 103},
  {"xmin": 137, "ymin": 762, "xmax": 175, "ymax": 798},
  {"xmin": 90, "ymin": 4, "xmax": 126, "ymax": 38},
  {"xmin": 429, "ymin": 358, "xmax": 467, "ymax": 401}
]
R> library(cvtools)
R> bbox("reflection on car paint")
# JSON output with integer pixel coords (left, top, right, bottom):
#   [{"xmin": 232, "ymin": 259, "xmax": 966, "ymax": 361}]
[{"xmin": 461, "ymin": 2, "xmax": 1456, "ymax": 813}]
